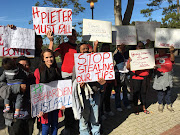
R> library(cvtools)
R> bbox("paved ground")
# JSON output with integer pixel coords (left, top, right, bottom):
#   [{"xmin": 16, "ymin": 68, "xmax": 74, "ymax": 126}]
[{"xmin": 0, "ymin": 57, "xmax": 180, "ymax": 135}]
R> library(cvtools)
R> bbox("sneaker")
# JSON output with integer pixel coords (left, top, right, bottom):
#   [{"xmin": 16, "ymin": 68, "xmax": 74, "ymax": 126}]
[
  {"xmin": 117, "ymin": 108, "xmax": 123, "ymax": 112},
  {"xmin": 3, "ymin": 106, "xmax": 10, "ymax": 112},
  {"xmin": 105, "ymin": 111, "xmax": 114, "ymax": 116},
  {"xmin": 167, "ymin": 104, "xmax": 174, "ymax": 112},
  {"xmin": 158, "ymin": 104, "xmax": 164, "ymax": 113},
  {"xmin": 126, "ymin": 105, "xmax": 131, "ymax": 109},
  {"xmin": 101, "ymin": 115, "xmax": 107, "ymax": 120}
]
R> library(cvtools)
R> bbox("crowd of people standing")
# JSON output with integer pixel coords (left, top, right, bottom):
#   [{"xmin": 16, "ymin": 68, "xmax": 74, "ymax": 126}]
[{"xmin": 0, "ymin": 26, "xmax": 176, "ymax": 135}]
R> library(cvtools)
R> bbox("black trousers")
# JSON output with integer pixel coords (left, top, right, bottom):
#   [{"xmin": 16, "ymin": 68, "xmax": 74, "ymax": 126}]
[
  {"xmin": 8, "ymin": 118, "xmax": 35, "ymax": 135},
  {"xmin": 62, "ymin": 108, "xmax": 79, "ymax": 135},
  {"xmin": 132, "ymin": 77, "xmax": 148, "ymax": 107}
]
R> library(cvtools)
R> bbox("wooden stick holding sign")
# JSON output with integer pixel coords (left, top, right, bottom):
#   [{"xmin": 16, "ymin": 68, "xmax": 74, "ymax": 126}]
[
  {"xmin": 32, "ymin": 6, "xmax": 72, "ymax": 35},
  {"xmin": 74, "ymin": 52, "xmax": 115, "ymax": 83},
  {"xmin": 30, "ymin": 80, "xmax": 72, "ymax": 117},
  {"xmin": 129, "ymin": 48, "xmax": 155, "ymax": 71}
]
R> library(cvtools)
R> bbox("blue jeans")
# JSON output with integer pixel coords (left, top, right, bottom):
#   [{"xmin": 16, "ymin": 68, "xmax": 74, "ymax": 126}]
[
  {"xmin": 158, "ymin": 87, "xmax": 171, "ymax": 105},
  {"xmin": 79, "ymin": 92, "xmax": 100, "ymax": 135},
  {"xmin": 42, "ymin": 110, "xmax": 58, "ymax": 135}
]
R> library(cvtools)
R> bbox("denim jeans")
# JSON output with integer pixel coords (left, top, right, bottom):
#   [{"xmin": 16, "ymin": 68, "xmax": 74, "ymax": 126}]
[
  {"xmin": 42, "ymin": 110, "xmax": 58, "ymax": 135},
  {"xmin": 79, "ymin": 92, "xmax": 101, "ymax": 135},
  {"xmin": 157, "ymin": 87, "xmax": 171, "ymax": 105}
]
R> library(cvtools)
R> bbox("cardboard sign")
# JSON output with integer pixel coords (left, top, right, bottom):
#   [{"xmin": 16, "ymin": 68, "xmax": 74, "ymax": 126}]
[
  {"xmin": 0, "ymin": 46, "xmax": 35, "ymax": 58},
  {"xmin": 155, "ymin": 28, "xmax": 180, "ymax": 49},
  {"xmin": 129, "ymin": 48, "xmax": 155, "ymax": 71},
  {"xmin": 32, "ymin": 6, "xmax": 72, "ymax": 35},
  {"xmin": 2, "ymin": 26, "xmax": 35, "ymax": 49},
  {"xmin": 112, "ymin": 25, "xmax": 137, "ymax": 45},
  {"xmin": 0, "ymin": 26, "xmax": 34, "ymax": 58},
  {"xmin": 135, "ymin": 21, "xmax": 161, "ymax": 41},
  {"xmin": 74, "ymin": 52, "xmax": 115, "ymax": 83},
  {"xmin": 31, "ymin": 80, "xmax": 72, "ymax": 117},
  {"xmin": 82, "ymin": 19, "xmax": 112, "ymax": 43}
]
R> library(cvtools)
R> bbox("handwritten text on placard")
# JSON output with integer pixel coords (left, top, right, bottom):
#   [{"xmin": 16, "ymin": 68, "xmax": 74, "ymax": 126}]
[
  {"xmin": 129, "ymin": 48, "xmax": 155, "ymax": 71},
  {"xmin": 32, "ymin": 6, "xmax": 72, "ymax": 35},
  {"xmin": 31, "ymin": 80, "xmax": 72, "ymax": 117},
  {"xmin": 74, "ymin": 52, "xmax": 115, "ymax": 83}
]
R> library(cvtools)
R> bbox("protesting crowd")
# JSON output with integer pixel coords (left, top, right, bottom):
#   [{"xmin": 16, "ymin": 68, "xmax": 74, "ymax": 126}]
[{"xmin": 0, "ymin": 6, "xmax": 177, "ymax": 135}]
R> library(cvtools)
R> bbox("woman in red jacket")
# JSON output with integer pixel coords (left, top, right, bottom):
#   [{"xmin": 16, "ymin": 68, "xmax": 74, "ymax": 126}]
[
  {"xmin": 127, "ymin": 42, "xmax": 150, "ymax": 115},
  {"xmin": 34, "ymin": 49, "xmax": 63, "ymax": 135}
]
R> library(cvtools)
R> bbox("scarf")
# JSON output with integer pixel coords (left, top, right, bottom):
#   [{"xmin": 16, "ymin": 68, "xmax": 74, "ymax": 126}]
[{"xmin": 39, "ymin": 65, "xmax": 61, "ymax": 83}]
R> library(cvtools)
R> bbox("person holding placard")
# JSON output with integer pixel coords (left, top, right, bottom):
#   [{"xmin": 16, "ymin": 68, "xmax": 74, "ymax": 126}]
[
  {"xmin": 72, "ymin": 43, "xmax": 106, "ymax": 135},
  {"xmin": 114, "ymin": 44, "xmax": 131, "ymax": 112},
  {"xmin": 34, "ymin": 49, "xmax": 64, "ymax": 135},
  {"xmin": 127, "ymin": 42, "xmax": 150, "ymax": 115},
  {"xmin": 47, "ymin": 29, "xmax": 79, "ymax": 135},
  {"xmin": 153, "ymin": 47, "xmax": 175, "ymax": 112}
]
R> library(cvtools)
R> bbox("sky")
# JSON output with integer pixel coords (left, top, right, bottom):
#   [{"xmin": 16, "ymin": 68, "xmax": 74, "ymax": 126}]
[{"xmin": 0, "ymin": 0, "xmax": 166, "ymax": 43}]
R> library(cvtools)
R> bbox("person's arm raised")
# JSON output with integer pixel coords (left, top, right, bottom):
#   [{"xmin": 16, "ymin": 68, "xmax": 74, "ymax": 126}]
[
  {"xmin": 93, "ymin": 40, "xmax": 98, "ymax": 53},
  {"xmin": 46, "ymin": 30, "xmax": 60, "ymax": 57},
  {"xmin": 169, "ymin": 46, "xmax": 175, "ymax": 62}
]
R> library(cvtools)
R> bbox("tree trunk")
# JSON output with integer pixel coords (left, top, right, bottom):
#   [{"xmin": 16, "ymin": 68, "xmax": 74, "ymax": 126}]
[
  {"xmin": 114, "ymin": 0, "xmax": 122, "ymax": 25},
  {"xmin": 122, "ymin": 0, "xmax": 135, "ymax": 25},
  {"xmin": 177, "ymin": 0, "xmax": 179, "ymax": 14}
]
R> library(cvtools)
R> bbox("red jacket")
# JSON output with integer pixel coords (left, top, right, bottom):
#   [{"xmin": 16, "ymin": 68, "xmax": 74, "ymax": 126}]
[{"xmin": 34, "ymin": 68, "xmax": 62, "ymax": 124}]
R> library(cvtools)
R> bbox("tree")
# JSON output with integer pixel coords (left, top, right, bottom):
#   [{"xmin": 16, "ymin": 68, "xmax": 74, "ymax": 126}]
[
  {"xmin": 30, "ymin": 0, "xmax": 85, "ymax": 43},
  {"xmin": 141, "ymin": 0, "xmax": 180, "ymax": 28},
  {"xmin": 114, "ymin": 0, "xmax": 135, "ymax": 25}
]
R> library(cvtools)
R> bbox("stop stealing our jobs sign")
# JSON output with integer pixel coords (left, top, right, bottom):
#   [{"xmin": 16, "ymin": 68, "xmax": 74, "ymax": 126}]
[
  {"xmin": 30, "ymin": 80, "xmax": 72, "ymax": 117},
  {"xmin": 74, "ymin": 52, "xmax": 115, "ymax": 83},
  {"xmin": 32, "ymin": 6, "xmax": 72, "ymax": 35},
  {"xmin": 129, "ymin": 48, "xmax": 155, "ymax": 71}
]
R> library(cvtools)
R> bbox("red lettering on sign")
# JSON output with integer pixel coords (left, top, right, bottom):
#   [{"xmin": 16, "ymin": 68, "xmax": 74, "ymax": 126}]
[
  {"xmin": 51, "ymin": 10, "xmax": 56, "ymax": 23},
  {"xmin": 78, "ymin": 53, "xmax": 86, "ymax": 65},
  {"xmin": 68, "ymin": 10, "xmax": 72, "ymax": 21},
  {"xmin": 34, "ymin": 24, "xmax": 40, "ymax": 34},
  {"xmin": 63, "ymin": 10, "xmax": 67, "ymax": 22},
  {"xmin": 56, "ymin": 9, "xmax": 63, "ymax": 22},
  {"xmin": 41, "ymin": 12, "xmax": 47, "ymax": 24},
  {"xmin": 103, "ymin": 52, "xmax": 110, "ymax": 63},
  {"xmin": 32, "ymin": 7, "xmax": 40, "ymax": 18}
]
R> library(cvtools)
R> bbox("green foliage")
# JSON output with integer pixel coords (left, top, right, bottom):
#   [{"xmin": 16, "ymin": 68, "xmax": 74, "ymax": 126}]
[{"xmin": 141, "ymin": 0, "xmax": 180, "ymax": 28}]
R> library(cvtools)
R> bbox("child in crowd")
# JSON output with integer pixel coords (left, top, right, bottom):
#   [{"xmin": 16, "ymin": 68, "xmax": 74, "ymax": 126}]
[
  {"xmin": 153, "ymin": 46, "xmax": 175, "ymax": 112},
  {"xmin": 0, "ymin": 58, "xmax": 29, "ymax": 118}
]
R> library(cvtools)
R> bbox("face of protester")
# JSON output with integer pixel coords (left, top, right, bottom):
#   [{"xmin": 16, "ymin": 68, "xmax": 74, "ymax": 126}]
[
  {"xmin": 68, "ymin": 30, "xmax": 77, "ymax": 44},
  {"xmin": 43, "ymin": 52, "xmax": 54, "ymax": 68},
  {"xmin": 18, "ymin": 60, "xmax": 30, "ymax": 72},
  {"xmin": 136, "ymin": 42, "xmax": 144, "ymax": 50},
  {"xmin": 80, "ymin": 44, "xmax": 89, "ymax": 53},
  {"xmin": 117, "ymin": 44, "xmax": 125, "ymax": 52}
]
